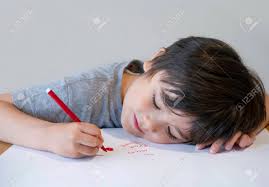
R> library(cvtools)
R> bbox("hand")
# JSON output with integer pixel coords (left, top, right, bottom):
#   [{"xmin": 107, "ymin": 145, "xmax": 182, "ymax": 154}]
[
  {"xmin": 196, "ymin": 131, "xmax": 256, "ymax": 154},
  {"xmin": 47, "ymin": 122, "xmax": 104, "ymax": 158}
]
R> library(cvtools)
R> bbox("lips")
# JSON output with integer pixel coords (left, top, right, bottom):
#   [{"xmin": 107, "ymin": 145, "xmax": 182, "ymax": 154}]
[{"xmin": 134, "ymin": 113, "xmax": 143, "ymax": 134}]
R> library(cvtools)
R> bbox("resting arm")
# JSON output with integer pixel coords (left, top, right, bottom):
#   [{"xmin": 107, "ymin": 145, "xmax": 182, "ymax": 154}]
[{"xmin": 196, "ymin": 93, "xmax": 269, "ymax": 153}]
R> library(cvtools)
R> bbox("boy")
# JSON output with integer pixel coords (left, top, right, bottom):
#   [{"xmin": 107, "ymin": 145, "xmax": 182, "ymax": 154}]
[{"xmin": 0, "ymin": 36, "xmax": 268, "ymax": 158}]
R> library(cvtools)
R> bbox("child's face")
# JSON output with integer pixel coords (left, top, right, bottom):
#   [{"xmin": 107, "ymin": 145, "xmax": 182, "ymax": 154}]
[{"xmin": 121, "ymin": 50, "xmax": 192, "ymax": 144}]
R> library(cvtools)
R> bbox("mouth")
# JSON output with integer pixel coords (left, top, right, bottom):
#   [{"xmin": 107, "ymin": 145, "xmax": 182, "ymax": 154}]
[{"xmin": 134, "ymin": 113, "xmax": 143, "ymax": 134}]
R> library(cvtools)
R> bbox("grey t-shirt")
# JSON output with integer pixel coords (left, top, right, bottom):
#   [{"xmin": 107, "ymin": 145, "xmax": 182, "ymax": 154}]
[{"xmin": 11, "ymin": 61, "xmax": 144, "ymax": 128}]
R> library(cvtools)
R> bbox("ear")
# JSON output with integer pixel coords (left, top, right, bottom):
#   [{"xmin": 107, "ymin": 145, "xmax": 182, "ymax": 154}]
[{"xmin": 143, "ymin": 48, "xmax": 166, "ymax": 72}]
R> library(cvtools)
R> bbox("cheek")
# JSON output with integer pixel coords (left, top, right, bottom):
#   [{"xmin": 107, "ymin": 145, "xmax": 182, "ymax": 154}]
[
  {"xmin": 124, "ymin": 82, "xmax": 152, "ymax": 112},
  {"xmin": 144, "ymin": 132, "xmax": 171, "ymax": 144}
]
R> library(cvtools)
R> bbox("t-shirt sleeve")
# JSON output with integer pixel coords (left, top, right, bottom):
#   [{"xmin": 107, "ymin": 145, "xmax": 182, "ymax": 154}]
[
  {"xmin": 10, "ymin": 62, "xmax": 125, "ymax": 127},
  {"xmin": 11, "ymin": 79, "xmax": 70, "ymax": 123}
]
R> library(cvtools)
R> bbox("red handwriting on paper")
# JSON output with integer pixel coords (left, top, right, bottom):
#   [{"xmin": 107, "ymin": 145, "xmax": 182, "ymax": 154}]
[{"xmin": 119, "ymin": 142, "xmax": 154, "ymax": 155}]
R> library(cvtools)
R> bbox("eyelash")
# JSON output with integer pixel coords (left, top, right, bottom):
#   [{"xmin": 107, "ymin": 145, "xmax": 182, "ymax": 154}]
[
  {"xmin": 152, "ymin": 93, "xmax": 160, "ymax": 110},
  {"xmin": 168, "ymin": 126, "xmax": 177, "ymax": 140},
  {"xmin": 152, "ymin": 94, "xmax": 177, "ymax": 141}
]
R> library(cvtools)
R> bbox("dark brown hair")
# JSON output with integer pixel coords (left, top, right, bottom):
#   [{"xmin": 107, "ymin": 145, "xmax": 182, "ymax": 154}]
[{"xmin": 144, "ymin": 36, "xmax": 266, "ymax": 144}]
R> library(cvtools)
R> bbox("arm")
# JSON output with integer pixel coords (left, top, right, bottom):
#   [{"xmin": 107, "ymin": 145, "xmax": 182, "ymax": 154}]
[
  {"xmin": 0, "ymin": 93, "xmax": 52, "ymax": 151},
  {"xmin": 0, "ymin": 93, "xmax": 103, "ymax": 158},
  {"xmin": 196, "ymin": 93, "xmax": 269, "ymax": 153}
]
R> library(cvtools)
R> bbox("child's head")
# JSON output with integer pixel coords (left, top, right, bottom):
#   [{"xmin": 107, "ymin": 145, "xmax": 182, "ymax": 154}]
[{"xmin": 121, "ymin": 36, "xmax": 266, "ymax": 144}]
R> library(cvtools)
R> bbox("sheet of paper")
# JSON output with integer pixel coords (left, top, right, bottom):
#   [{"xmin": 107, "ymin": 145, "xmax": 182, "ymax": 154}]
[{"xmin": 0, "ymin": 128, "xmax": 269, "ymax": 187}]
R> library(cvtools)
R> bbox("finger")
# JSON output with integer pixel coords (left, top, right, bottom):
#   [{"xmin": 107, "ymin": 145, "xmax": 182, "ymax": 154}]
[
  {"xmin": 210, "ymin": 139, "xmax": 225, "ymax": 154},
  {"xmin": 242, "ymin": 133, "xmax": 255, "ymax": 147},
  {"xmin": 224, "ymin": 131, "xmax": 242, "ymax": 151},
  {"xmin": 76, "ymin": 144, "xmax": 99, "ymax": 156},
  {"xmin": 236, "ymin": 137, "xmax": 240, "ymax": 145},
  {"xmin": 238, "ymin": 134, "xmax": 252, "ymax": 148},
  {"xmin": 76, "ymin": 132, "xmax": 103, "ymax": 147},
  {"xmin": 99, "ymin": 134, "xmax": 104, "ymax": 142},
  {"xmin": 249, "ymin": 132, "xmax": 256, "ymax": 142},
  {"xmin": 196, "ymin": 141, "xmax": 213, "ymax": 150},
  {"xmin": 79, "ymin": 123, "xmax": 102, "ymax": 138}
]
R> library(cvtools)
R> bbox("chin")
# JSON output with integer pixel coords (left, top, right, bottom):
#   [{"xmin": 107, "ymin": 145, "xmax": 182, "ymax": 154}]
[
  {"xmin": 121, "ymin": 108, "xmax": 130, "ymax": 128},
  {"xmin": 121, "ymin": 117, "xmax": 130, "ymax": 132},
  {"xmin": 121, "ymin": 118, "xmax": 137, "ymax": 137},
  {"xmin": 122, "ymin": 122, "xmax": 134, "ymax": 136}
]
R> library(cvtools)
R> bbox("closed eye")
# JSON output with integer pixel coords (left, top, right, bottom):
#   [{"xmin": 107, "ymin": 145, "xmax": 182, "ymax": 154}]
[
  {"xmin": 167, "ymin": 126, "xmax": 178, "ymax": 140},
  {"xmin": 152, "ymin": 93, "xmax": 161, "ymax": 110},
  {"xmin": 153, "ymin": 92, "xmax": 189, "ymax": 142}
]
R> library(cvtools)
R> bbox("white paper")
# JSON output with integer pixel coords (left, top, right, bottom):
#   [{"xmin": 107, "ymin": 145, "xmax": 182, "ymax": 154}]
[{"xmin": 0, "ymin": 128, "xmax": 269, "ymax": 187}]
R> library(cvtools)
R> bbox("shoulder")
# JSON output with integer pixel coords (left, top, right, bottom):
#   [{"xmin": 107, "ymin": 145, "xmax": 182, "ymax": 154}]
[
  {"xmin": 62, "ymin": 62, "xmax": 132, "ymax": 100},
  {"xmin": 64, "ymin": 62, "xmax": 127, "ymax": 84}
]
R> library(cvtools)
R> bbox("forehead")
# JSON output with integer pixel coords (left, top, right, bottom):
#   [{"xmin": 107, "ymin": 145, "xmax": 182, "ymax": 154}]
[
  {"xmin": 151, "ymin": 71, "xmax": 183, "ymax": 105},
  {"xmin": 150, "ymin": 71, "xmax": 173, "ymax": 93}
]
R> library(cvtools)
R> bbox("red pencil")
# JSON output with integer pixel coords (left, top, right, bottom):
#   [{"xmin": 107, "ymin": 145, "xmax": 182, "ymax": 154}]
[{"xmin": 46, "ymin": 88, "xmax": 107, "ymax": 152}]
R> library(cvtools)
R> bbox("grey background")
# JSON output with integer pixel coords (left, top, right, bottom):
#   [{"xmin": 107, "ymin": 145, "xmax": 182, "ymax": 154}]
[{"xmin": 0, "ymin": 0, "xmax": 268, "ymax": 93}]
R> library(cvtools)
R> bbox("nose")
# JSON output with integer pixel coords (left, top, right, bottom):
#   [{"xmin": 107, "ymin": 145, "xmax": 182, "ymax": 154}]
[{"xmin": 142, "ymin": 113, "xmax": 160, "ymax": 133}]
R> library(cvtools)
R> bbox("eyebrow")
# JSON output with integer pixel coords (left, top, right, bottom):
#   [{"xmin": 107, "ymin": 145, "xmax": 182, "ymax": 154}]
[{"xmin": 154, "ymin": 90, "xmax": 162, "ymax": 107}]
